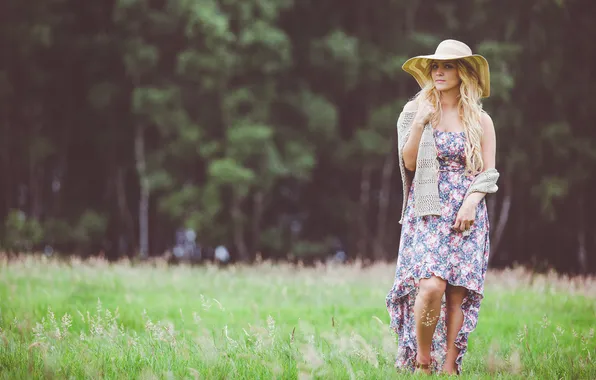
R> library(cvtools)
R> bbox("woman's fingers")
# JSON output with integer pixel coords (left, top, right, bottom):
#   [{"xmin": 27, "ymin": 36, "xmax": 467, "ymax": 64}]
[
  {"xmin": 453, "ymin": 218, "xmax": 474, "ymax": 233},
  {"xmin": 452, "ymin": 219, "xmax": 462, "ymax": 232},
  {"xmin": 417, "ymin": 101, "xmax": 434, "ymax": 124}
]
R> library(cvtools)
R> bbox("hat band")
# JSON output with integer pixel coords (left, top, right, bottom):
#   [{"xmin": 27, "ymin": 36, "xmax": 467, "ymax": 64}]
[{"xmin": 426, "ymin": 54, "xmax": 475, "ymax": 60}]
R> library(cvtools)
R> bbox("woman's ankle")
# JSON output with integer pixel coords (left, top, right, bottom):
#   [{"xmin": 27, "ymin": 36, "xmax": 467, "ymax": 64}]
[
  {"xmin": 415, "ymin": 360, "xmax": 432, "ymax": 375},
  {"xmin": 415, "ymin": 352, "xmax": 431, "ymax": 366}
]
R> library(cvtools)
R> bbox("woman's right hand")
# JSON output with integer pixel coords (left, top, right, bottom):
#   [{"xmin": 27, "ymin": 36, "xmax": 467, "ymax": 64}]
[{"xmin": 413, "ymin": 100, "xmax": 434, "ymax": 127}]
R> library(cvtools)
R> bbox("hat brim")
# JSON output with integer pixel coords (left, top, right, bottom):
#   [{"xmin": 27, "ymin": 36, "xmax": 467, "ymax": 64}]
[{"xmin": 402, "ymin": 54, "xmax": 490, "ymax": 98}]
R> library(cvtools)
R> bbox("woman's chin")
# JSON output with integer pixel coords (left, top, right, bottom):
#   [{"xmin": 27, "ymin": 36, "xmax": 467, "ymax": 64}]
[{"xmin": 435, "ymin": 84, "xmax": 457, "ymax": 93}]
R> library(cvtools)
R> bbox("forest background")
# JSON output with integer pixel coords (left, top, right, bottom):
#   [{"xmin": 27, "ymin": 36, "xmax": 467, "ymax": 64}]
[{"xmin": 1, "ymin": 0, "xmax": 595, "ymax": 274}]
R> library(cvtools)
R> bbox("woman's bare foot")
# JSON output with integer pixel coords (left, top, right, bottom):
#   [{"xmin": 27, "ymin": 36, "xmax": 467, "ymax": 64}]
[
  {"xmin": 441, "ymin": 364, "xmax": 459, "ymax": 376},
  {"xmin": 415, "ymin": 362, "xmax": 432, "ymax": 375},
  {"xmin": 415, "ymin": 353, "xmax": 432, "ymax": 375}
]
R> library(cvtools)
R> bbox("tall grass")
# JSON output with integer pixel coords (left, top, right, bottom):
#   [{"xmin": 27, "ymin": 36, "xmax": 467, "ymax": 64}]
[{"xmin": 0, "ymin": 254, "xmax": 594, "ymax": 379}]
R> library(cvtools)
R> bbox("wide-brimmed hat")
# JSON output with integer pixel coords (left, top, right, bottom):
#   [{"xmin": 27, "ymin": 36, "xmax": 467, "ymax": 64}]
[{"xmin": 402, "ymin": 39, "xmax": 490, "ymax": 98}]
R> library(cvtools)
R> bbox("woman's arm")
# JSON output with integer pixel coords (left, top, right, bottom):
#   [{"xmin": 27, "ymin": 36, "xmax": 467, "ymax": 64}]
[
  {"xmin": 464, "ymin": 112, "xmax": 497, "ymax": 206},
  {"xmin": 452, "ymin": 112, "xmax": 497, "ymax": 233},
  {"xmin": 401, "ymin": 100, "xmax": 434, "ymax": 171}
]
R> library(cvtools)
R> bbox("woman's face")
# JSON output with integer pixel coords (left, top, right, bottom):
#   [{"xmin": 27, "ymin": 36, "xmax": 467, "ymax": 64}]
[{"xmin": 430, "ymin": 60, "xmax": 461, "ymax": 93}]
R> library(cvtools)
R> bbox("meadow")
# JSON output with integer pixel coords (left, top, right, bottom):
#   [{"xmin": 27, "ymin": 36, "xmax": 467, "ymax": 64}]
[{"xmin": 0, "ymin": 255, "xmax": 594, "ymax": 379}]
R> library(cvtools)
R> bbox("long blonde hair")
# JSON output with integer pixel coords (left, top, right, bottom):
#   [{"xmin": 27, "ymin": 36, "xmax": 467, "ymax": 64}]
[{"xmin": 415, "ymin": 59, "xmax": 484, "ymax": 173}]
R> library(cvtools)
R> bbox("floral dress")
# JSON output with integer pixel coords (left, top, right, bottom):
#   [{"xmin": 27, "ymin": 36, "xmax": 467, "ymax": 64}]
[{"xmin": 385, "ymin": 129, "xmax": 490, "ymax": 374}]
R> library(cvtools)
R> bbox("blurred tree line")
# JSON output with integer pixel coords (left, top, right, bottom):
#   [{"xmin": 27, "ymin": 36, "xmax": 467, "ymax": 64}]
[{"xmin": 1, "ymin": 0, "xmax": 595, "ymax": 273}]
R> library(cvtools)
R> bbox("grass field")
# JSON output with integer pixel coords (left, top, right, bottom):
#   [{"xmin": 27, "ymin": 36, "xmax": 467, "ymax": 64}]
[{"xmin": 0, "ymin": 255, "xmax": 595, "ymax": 379}]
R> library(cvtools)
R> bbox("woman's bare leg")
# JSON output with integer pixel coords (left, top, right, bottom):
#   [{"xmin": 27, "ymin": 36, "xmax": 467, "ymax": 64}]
[
  {"xmin": 442, "ymin": 285, "xmax": 467, "ymax": 374},
  {"xmin": 414, "ymin": 276, "xmax": 447, "ymax": 373}
]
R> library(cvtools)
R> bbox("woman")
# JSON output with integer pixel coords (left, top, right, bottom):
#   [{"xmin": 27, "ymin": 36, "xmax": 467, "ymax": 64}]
[{"xmin": 385, "ymin": 39, "xmax": 500, "ymax": 375}]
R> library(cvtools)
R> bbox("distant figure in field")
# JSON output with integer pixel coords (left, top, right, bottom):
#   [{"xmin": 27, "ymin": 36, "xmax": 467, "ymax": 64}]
[
  {"xmin": 214, "ymin": 245, "xmax": 230, "ymax": 264},
  {"xmin": 385, "ymin": 39, "xmax": 499, "ymax": 375}
]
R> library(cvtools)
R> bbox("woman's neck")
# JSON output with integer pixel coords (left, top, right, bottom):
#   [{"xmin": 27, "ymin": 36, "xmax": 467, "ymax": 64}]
[{"xmin": 439, "ymin": 89, "xmax": 459, "ymax": 111}]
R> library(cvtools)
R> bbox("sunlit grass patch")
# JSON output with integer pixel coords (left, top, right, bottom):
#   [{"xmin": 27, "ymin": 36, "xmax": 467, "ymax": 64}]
[{"xmin": 0, "ymin": 255, "xmax": 595, "ymax": 379}]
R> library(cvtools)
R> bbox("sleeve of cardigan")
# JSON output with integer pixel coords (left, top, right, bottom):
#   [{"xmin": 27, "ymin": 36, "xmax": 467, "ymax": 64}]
[
  {"xmin": 464, "ymin": 168, "xmax": 500, "ymax": 199},
  {"xmin": 396, "ymin": 111, "xmax": 416, "ymax": 166},
  {"xmin": 396, "ymin": 109, "xmax": 417, "ymax": 224}
]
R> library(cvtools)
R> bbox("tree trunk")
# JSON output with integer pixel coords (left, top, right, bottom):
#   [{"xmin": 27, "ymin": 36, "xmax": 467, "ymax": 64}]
[
  {"xmin": 51, "ymin": 112, "xmax": 72, "ymax": 219},
  {"xmin": 29, "ymin": 162, "xmax": 43, "ymax": 219},
  {"xmin": 405, "ymin": 0, "xmax": 421, "ymax": 31},
  {"xmin": 135, "ymin": 124, "xmax": 149, "ymax": 259},
  {"xmin": 489, "ymin": 173, "xmax": 512, "ymax": 263},
  {"xmin": 577, "ymin": 192, "xmax": 587, "ymax": 274},
  {"xmin": 373, "ymin": 138, "xmax": 396, "ymax": 260},
  {"xmin": 1, "ymin": 118, "xmax": 11, "ymax": 216},
  {"xmin": 357, "ymin": 164, "xmax": 372, "ymax": 258},
  {"xmin": 488, "ymin": 195, "xmax": 496, "ymax": 227},
  {"xmin": 251, "ymin": 189, "xmax": 265, "ymax": 258},
  {"xmin": 231, "ymin": 189, "xmax": 248, "ymax": 262},
  {"xmin": 51, "ymin": 151, "xmax": 68, "ymax": 218},
  {"xmin": 116, "ymin": 167, "xmax": 135, "ymax": 257},
  {"xmin": 28, "ymin": 123, "xmax": 44, "ymax": 219}
]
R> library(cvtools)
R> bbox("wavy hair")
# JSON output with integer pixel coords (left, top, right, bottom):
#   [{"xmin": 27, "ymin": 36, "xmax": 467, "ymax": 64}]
[{"xmin": 415, "ymin": 59, "xmax": 485, "ymax": 174}]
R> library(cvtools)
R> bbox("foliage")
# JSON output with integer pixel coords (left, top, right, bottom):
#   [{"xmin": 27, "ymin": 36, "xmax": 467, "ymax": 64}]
[
  {"xmin": 0, "ymin": 0, "xmax": 595, "ymax": 271},
  {"xmin": 1, "ymin": 211, "xmax": 43, "ymax": 252}
]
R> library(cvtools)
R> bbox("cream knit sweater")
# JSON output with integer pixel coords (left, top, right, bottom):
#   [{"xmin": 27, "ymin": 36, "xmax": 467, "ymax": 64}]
[{"xmin": 396, "ymin": 106, "xmax": 500, "ymax": 224}]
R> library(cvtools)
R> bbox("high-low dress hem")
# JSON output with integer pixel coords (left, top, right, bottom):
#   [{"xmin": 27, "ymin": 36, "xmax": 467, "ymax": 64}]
[
  {"xmin": 386, "ymin": 130, "xmax": 490, "ymax": 374},
  {"xmin": 386, "ymin": 270, "xmax": 485, "ymax": 373}
]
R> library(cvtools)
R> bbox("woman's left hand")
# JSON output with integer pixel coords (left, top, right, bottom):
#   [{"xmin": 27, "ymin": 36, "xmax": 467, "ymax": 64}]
[{"xmin": 452, "ymin": 199, "xmax": 477, "ymax": 233}]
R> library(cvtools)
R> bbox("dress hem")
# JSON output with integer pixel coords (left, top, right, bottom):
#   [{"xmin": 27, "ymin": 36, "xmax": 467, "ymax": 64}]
[{"xmin": 386, "ymin": 270, "xmax": 484, "ymax": 374}]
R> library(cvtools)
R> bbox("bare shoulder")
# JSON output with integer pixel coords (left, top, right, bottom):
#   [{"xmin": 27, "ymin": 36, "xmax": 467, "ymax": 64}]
[
  {"xmin": 480, "ymin": 111, "xmax": 495, "ymax": 134},
  {"xmin": 480, "ymin": 111, "xmax": 496, "ymax": 146}
]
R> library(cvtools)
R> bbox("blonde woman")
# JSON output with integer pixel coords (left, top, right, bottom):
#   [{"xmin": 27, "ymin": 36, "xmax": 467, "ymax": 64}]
[{"xmin": 386, "ymin": 40, "xmax": 500, "ymax": 375}]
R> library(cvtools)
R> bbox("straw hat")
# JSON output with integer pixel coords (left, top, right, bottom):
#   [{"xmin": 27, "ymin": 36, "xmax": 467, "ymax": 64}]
[{"xmin": 402, "ymin": 39, "xmax": 490, "ymax": 98}]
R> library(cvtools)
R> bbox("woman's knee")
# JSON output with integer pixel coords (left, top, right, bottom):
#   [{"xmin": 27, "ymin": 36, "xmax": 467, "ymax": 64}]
[
  {"xmin": 418, "ymin": 276, "xmax": 447, "ymax": 301},
  {"xmin": 445, "ymin": 286, "xmax": 467, "ymax": 311}
]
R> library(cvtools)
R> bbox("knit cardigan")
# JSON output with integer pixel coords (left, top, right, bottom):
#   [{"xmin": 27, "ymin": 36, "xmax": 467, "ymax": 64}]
[{"xmin": 396, "ymin": 107, "xmax": 500, "ymax": 224}]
